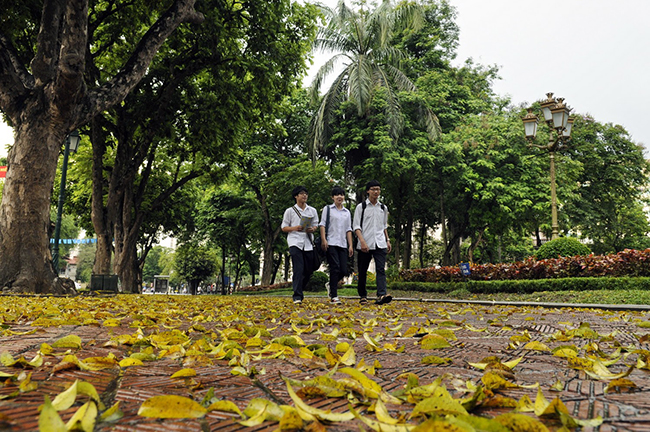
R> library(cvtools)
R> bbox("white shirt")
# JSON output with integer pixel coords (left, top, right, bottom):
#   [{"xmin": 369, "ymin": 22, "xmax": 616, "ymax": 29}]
[
  {"xmin": 281, "ymin": 205, "xmax": 319, "ymax": 250},
  {"xmin": 319, "ymin": 204, "xmax": 352, "ymax": 248},
  {"xmin": 353, "ymin": 199, "xmax": 388, "ymax": 250}
]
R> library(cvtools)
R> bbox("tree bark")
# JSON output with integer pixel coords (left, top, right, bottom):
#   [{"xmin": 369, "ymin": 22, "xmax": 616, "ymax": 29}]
[
  {"xmin": 0, "ymin": 125, "xmax": 72, "ymax": 293},
  {"xmin": 0, "ymin": 0, "xmax": 203, "ymax": 293}
]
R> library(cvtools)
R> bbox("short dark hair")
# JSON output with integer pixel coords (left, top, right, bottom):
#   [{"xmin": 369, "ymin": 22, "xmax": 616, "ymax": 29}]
[
  {"xmin": 331, "ymin": 186, "xmax": 345, "ymax": 196},
  {"xmin": 365, "ymin": 180, "xmax": 381, "ymax": 191},
  {"xmin": 292, "ymin": 185, "xmax": 308, "ymax": 198}
]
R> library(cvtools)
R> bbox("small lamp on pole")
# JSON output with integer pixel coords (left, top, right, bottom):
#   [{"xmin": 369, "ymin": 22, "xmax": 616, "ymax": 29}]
[{"xmin": 52, "ymin": 130, "xmax": 81, "ymax": 274}]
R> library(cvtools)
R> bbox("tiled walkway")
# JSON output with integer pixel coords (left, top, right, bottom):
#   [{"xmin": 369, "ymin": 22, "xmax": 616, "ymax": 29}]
[{"xmin": 1, "ymin": 295, "xmax": 650, "ymax": 431}]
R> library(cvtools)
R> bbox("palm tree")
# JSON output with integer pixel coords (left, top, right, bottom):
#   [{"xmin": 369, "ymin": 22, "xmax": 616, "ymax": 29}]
[{"xmin": 309, "ymin": 0, "xmax": 440, "ymax": 159}]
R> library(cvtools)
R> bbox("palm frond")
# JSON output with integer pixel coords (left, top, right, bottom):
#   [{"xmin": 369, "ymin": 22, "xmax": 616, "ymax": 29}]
[{"xmin": 309, "ymin": 69, "xmax": 350, "ymax": 158}]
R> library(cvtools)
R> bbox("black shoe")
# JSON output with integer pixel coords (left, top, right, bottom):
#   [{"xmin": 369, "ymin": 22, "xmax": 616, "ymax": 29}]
[{"xmin": 375, "ymin": 295, "xmax": 392, "ymax": 305}]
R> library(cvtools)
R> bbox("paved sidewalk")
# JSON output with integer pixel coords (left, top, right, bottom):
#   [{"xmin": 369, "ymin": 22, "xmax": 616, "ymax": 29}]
[{"xmin": 1, "ymin": 295, "xmax": 650, "ymax": 431}]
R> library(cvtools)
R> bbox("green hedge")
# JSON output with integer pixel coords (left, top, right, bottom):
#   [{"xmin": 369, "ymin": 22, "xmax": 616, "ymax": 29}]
[{"xmin": 390, "ymin": 277, "xmax": 650, "ymax": 295}]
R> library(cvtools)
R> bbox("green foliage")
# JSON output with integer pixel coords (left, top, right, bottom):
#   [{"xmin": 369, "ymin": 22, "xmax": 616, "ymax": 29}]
[
  {"xmin": 305, "ymin": 271, "xmax": 328, "ymax": 292},
  {"xmin": 142, "ymin": 246, "xmax": 171, "ymax": 284},
  {"xmin": 74, "ymin": 243, "xmax": 97, "ymax": 284},
  {"xmin": 390, "ymin": 277, "xmax": 650, "ymax": 295},
  {"xmin": 535, "ymin": 237, "xmax": 591, "ymax": 260},
  {"xmin": 309, "ymin": 0, "xmax": 439, "ymax": 158},
  {"xmin": 174, "ymin": 242, "xmax": 219, "ymax": 287},
  {"xmin": 563, "ymin": 117, "xmax": 650, "ymax": 254}
]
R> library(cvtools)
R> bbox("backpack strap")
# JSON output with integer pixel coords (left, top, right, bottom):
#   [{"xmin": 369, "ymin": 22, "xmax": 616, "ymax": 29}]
[
  {"xmin": 359, "ymin": 201, "xmax": 385, "ymax": 230},
  {"xmin": 323, "ymin": 205, "xmax": 331, "ymax": 239}
]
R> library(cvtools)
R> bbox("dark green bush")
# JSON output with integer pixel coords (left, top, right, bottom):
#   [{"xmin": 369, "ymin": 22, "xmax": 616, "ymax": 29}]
[
  {"xmin": 390, "ymin": 277, "xmax": 650, "ymax": 295},
  {"xmin": 535, "ymin": 237, "xmax": 591, "ymax": 260},
  {"xmin": 305, "ymin": 271, "xmax": 329, "ymax": 292}
]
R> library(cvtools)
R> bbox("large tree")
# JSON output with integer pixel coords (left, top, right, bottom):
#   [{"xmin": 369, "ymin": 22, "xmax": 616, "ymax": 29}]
[
  {"xmin": 308, "ymin": 0, "xmax": 439, "ymax": 167},
  {"xmin": 0, "ymin": 0, "xmax": 203, "ymax": 293}
]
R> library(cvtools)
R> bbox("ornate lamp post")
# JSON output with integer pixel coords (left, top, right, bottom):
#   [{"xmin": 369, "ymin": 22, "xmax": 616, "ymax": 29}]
[
  {"xmin": 522, "ymin": 93, "xmax": 575, "ymax": 241},
  {"xmin": 52, "ymin": 130, "xmax": 81, "ymax": 273}
]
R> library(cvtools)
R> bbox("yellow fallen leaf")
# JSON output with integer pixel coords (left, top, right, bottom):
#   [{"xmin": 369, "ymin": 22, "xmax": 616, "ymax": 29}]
[
  {"xmin": 81, "ymin": 356, "xmax": 118, "ymax": 371},
  {"xmin": 38, "ymin": 396, "xmax": 67, "ymax": 432},
  {"xmin": 494, "ymin": 413, "xmax": 550, "ymax": 432},
  {"xmin": 278, "ymin": 405, "xmax": 304, "ymax": 430},
  {"xmin": 51, "ymin": 335, "xmax": 82, "ymax": 349},
  {"xmin": 119, "ymin": 358, "xmax": 144, "ymax": 367},
  {"xmin": 171, "ymin": 368, "xmax": 197, "ymax": 378},
  {"xmin": 98, "ymin": 402, "xmax": 124, "ymax": 422},
  {"xmin": 285, "ymin": 382, "xmax": 354, "ymax": 422},
  {"xmin": 481, "ymin": 372, "xmax": 519, "ymax": 390},
  {"xmin": 421, "ymin": 334, "xmax": 451, "ymax": 350},
  {"xmin": 51, "ymin": 380, "xmax": 80, "ymax": 411},
  {"xmin": 340, "ymin": 346, "xmax": 356, "ymax": 366},
  {"xmin": 18, "ymin": 372, "xmax": 38, "ymax": 393},
  {"xmin": 421, "ymin": 355, "xmax": 452, "ymax": 365},
  {"xmin": 604, "ymin": 378, "xmax": 637, "ymax": 393},
  {"xmin": 411, "ymin": 386, "xmax": 468, "ymax": 417},
  {"xmin": 340, "ymin": 367, "xmax": 382, "ymax": 396},
  {"xmin": 64, "ymin": 401, "xmax": 97, "ymax": 432},
  {"xmin": 350, "ymin": 404, "xmax": 413, "ymax": 432},
  {"xmin": 240, "ymin": 398, "xmax": 285, "ymax": 426},
  {"xmin": 206, "ymin": 400, "xmax": 243, "ymax": 416},
  {"xmin": 138, "ymin": 395, "xmax": 207, "ymax": 418},
  {"xmin": 523, "ymin": 341, "xmax": 550, "ymax": 352},
  {"xmin": 373, "ymin": 398, "xmax": 400, "ymax": 425},
  {"xmin": 40, "ymin": 343, "xmax": 54, "ymax": 355}
]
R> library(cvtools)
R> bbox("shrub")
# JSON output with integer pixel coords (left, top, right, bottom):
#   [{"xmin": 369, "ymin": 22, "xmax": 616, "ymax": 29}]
[
  {"xmin": 535, "ymin": 237, "xmax": 591, "ymax": 260},
  {"xmin": 305, "ymin": 271, "xmax": 328, "ymax": 292},
  {"xmin": 399, "ymin": 249, "xmax": 650, "ymax": 283},
  {"xmin": 390, "ymin": 277, "xmax": 650, "ymax": 295}
]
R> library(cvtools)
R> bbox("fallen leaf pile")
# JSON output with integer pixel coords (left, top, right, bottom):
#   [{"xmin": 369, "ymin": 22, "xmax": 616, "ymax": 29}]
[{"xmin": 1, "ymin": 294, "xmax": 649, "ymax": 430}]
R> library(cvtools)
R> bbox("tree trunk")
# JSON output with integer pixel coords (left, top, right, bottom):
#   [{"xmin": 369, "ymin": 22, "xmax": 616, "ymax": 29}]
[
  {"xmin": 0, "ymin": 126, "xmax": 74, "ymax": 294},
  {"xmin": 0, "ymin": 0, "xmax": 203, "ymax": 294},
  {"xmin": 467, "ymin": 227, "xmax": 486, "ymax": 263},
  {"xmin": 90, "ymin": 118, "xmax": 113, "ymax": 275},
  {"xmin": 403, "ymin": 207, "xmax": 413, "ymax": 269},
  {"xmin": 418, "ymin": 222, "xmax": 426, "ymax": 268},
  {"xmin": 113, "ymin": 237, "xmax": 140, "ymax": 293}
]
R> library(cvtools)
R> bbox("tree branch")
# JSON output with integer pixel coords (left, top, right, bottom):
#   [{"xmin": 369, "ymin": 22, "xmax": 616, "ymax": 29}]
[
  {"xmin": 0, "ymin": 33, "xmax": 33, "ymax": 120},
  {"xmin": 84, "ymin": 0, "xmax": 204, "ymax": 123},
  {"xmin": 30, "ymin": 0, "xmax": 65, "ymax": 86}
]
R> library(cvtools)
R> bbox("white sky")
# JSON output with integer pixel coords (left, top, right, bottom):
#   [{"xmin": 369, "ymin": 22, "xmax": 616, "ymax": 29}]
[
  {"xmin": 307, "ymin": 0, "xmax": 650, "ymax": 153},
  {"xmin": 1, "ymin": 0, "xmax": 648, "ymax": 156}
]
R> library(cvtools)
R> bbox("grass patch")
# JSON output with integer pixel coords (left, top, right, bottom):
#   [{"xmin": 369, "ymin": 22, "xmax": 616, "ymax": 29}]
[{"xmin": 236, "ymin": 285, "xmax": 650, "ymax": 305}]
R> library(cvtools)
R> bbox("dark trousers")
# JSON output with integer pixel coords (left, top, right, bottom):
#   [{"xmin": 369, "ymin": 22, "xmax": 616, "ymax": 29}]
[
  {"xmin": 357, "ymin": 248, "xmax": 387, "ymax": 298},
  {"xmin": 326, "ymin": 246, "xmax": 348, "ymax": 298},
  {"xmin": 289, "ymin": 246, "xmax": 316, "ymax": 301}
]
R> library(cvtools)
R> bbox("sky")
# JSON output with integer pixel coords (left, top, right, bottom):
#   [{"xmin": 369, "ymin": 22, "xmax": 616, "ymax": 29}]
[
  {"xmin": 307, "ymin": 0, "xmax": 650, "ymax": 153},
  {"xmin": 1, "ymin": 0, "xmax": 648, "ymax": 156}
]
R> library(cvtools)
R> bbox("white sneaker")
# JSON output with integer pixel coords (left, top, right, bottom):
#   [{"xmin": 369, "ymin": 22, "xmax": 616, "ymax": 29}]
[
  {"xmin": 293, "ymin": 299, "xmax": 302, "ymax": 305},
  {"xmin": 331, "ymin": 297, "xmax": 342, "ymax": 305}
]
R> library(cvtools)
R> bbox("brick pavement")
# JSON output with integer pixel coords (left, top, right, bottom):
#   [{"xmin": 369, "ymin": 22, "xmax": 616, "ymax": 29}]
[{"xmin": 1, "ymin": 294, "xmax": 650, "ymax": 431}]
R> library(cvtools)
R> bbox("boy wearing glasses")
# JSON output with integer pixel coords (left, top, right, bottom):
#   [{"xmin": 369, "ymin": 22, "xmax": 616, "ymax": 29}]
[
  {"xmin": 353, "ymin": 180, "xmax": 392, "ymax": 305},
  {"xmin": 281, "ymin": 185, "xmax": 319, "ymax": 304}
]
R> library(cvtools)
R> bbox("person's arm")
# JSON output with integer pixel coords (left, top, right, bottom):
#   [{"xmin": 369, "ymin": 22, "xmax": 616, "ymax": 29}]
[
  {"xmin": 320, "ymin": 220, "xmax": 328, "ymax": 251},
  {"xmin": 346, "ymin": 230, "xmax": 354, "ymax": 256},
  {"xmin": 281, "ymin": 208, "xmax": 303, "ymax": 233},
  {"xmin": 383, "ymin": 206, "xmax": 391, "ymax": 252},
  {"xmin": 305, "ymin": 206, "xmax": 319, "ymax": 234},
  {"xmin": 352, "ymin": 204, "xmax": 369, "ymax": 252}
]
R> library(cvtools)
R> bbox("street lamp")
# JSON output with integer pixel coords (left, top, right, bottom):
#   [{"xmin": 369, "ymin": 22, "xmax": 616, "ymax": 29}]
[
  {"xmin": 52, "ymin": 130, "xmax": 81, "ymax": 273},
  {"xmin": 522, "ymin": 93, "xmax": 575, "ymax": 241}
]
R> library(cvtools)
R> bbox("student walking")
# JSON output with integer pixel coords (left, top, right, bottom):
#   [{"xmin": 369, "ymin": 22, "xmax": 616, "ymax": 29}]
[
  {"xmin": 281, "ymin": 185, "xmax": 319, "ymax": 304},
  {"xmin": 319, "ymin": 186, "xmax": 353, "ymax": 305},
  {"xmin": 353, "ymin": 180, "xmax": 392, "ymax": 305}
]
